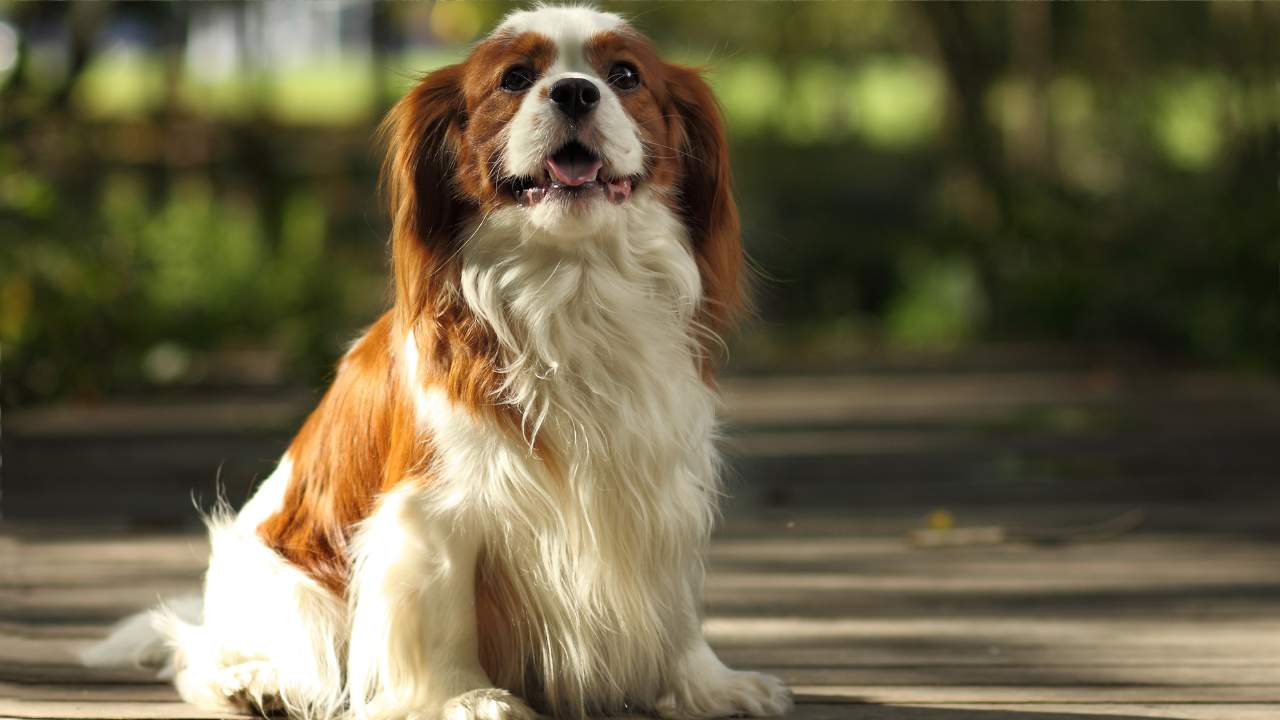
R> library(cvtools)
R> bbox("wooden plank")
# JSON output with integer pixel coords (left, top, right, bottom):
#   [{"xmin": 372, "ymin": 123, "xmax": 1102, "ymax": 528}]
[
  {"xmin": 791, "ymin": 706, "xmax": 1280, "ymax": 720},
  {"xmin": 703, "ymin": 616, "xmax": 1280, "ymax": 650},
  {"xmin": 0, "ymin": 698, "xmax": 234, "ymax": 720},
  {"xmin": 794, "ymin": 685, "xmax": 1280, "ymax": 703}
]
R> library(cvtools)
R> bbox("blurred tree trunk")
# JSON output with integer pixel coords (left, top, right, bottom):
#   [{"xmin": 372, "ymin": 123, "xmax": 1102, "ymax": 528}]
[
  {"xmin": 1, "ymin": 3, "xmax": 101, "ymax": 139},
  {"xmin": 918, "ymin": 3, "xmax": 1012, "ymax": 221},
  {"xmin": 1010, "ymin": 2, "xmax": 1055, "ymax": 181},
  {"xmin": 917, "ymin": 3, "xmax": 1014, "ymax": 327},
  {"xmin": 49, "ymin": 3, "xmax": 107, "ymax": 111}
]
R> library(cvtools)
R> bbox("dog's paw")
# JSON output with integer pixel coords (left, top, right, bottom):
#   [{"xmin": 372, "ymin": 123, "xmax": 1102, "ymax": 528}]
[
  {"xmin": 657, "ymin": 670, "xmax": 792, "ymax": 719},
  {"xmin": 175, "ymin": 659, "xmax": 284, "ymax": 715},
  {"xmin": 441, "ymin": 688, "xmax": 538, "ymax": 720}
]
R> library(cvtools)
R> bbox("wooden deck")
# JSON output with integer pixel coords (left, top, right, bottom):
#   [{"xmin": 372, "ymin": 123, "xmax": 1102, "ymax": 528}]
[
  {"xmin": 4, "ymin": 368, "xmax": 1280, "ymax": 719},
  {"xmin": 8, "ymin": 504, "xmax": 1280, "ymax": 720}
]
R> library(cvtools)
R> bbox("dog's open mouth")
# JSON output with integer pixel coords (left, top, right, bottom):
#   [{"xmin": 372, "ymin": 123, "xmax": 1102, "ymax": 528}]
[{"xmin": 510, "ymin": 140, "xmax": 634, "ymax": 207}]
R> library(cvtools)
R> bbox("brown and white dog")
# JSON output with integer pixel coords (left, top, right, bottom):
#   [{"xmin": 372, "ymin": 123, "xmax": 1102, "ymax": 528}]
[{"xmin": 84, "ymin": 6, "xmax": 791, "ymax": 720}]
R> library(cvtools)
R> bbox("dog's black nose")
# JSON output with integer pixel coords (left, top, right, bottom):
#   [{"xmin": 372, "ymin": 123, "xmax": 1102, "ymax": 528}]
[{"xmin": 549, "ymin": 78, "xmax": 600, "ymax": 121}]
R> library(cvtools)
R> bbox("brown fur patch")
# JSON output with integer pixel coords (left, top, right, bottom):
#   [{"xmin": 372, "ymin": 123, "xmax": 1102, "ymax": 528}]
[
  {"xmin": 257, "ymin": 313, "xmax": 423, "ymax": 596},
  {"xmin": 664, "ymin": 63, "xmax": 745, "ymax": 345}
]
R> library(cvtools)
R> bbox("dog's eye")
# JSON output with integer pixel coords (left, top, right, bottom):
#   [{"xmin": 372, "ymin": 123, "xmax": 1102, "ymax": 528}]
[
  {"xmin": 607, "ymin": 62, "xmax": 640, "ymax": 91},
  {"xmin": 500, "ymin": 66, "xmax": 537, "ymax": 93}
]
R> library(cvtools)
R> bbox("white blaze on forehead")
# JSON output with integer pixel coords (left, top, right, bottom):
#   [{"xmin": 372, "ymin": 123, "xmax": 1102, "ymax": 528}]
[{"xmin": 496, "ymin": 6, "xmax": 626, "ymax": 72}]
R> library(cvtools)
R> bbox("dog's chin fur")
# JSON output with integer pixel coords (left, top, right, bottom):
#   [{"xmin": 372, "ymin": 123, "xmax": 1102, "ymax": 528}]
[
  {"xmin": 82, "ymin": 6, "xmax": 791, "ymax": 720},
  {"xmin": 504, "ymin": 193, "xmax": 629, "ymax": 244}
]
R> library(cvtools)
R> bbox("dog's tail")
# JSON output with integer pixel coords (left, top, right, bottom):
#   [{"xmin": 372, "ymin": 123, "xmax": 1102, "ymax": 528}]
[{"xmin": 80, "ymin": 595, "xmax": 201, "ymax": 678}]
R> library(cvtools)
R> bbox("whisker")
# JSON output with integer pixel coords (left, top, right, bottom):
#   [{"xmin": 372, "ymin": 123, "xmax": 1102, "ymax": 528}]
[
  {"xmin": 434, "ymin": 208, "xmax": 494, "ymax": 276},
  {"xmin": 642, "ymin": 139, "xmax": 700, "ymax": 163}
]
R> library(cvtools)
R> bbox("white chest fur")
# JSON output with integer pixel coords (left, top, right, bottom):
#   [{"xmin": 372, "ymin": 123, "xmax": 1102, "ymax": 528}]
[{"xmin": 403, "ymin": 193, "xmax": 721, "ymax": 712}]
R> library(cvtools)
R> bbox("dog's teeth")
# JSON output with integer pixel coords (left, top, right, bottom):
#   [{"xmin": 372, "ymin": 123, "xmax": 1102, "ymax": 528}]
[
  {"xmin": 606, "ymin": 178, "xmax": 633, "ymax": 204},
  {"xmin": 517, "ymin": 179, "xmax": 629, "ymax": 207},
  {"xmin": 517, "ymin": 187, "xmax": 547, "ymax": 207}
]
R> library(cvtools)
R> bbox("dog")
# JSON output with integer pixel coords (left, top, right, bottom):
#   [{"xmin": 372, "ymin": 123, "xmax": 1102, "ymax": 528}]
[{"xmin": 84, "ymin": 6, "xmax": 792, "ymax": 720}]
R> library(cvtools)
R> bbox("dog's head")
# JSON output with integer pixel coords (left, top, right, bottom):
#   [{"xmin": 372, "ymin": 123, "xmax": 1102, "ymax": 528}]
[{"xmin": 383, "ymin": 5, "xmax": 741, "ymax": 333}]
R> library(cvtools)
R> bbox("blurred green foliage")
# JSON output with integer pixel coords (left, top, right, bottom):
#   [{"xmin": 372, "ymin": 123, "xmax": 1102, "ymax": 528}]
[{"xmin": 2, "ymin": 1, "xmax": 1278, "ymax": 405}]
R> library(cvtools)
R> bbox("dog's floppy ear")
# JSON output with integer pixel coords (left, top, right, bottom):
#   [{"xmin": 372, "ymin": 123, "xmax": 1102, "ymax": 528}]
[
  {"xmin": 380, "ymin": 64, "xmax": 469, "ymax": 322},
  {"xmin": 667, "ymin": 64, "xmax": 745, "ymax": 338}
]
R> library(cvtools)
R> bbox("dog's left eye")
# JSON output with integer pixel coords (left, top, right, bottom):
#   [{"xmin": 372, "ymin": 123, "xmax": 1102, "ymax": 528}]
[
  {"xmin": 501, "ymin": 66, "xmax": 537, "ymax": 92},
  {"xmin": 607, "ymin": 62, "xmax": 640, "ymax": 91}
]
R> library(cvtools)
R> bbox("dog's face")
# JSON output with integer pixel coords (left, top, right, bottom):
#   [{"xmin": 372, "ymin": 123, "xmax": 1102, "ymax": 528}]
[
  {"xmin": 384, "ymin": 6, "xmax": 742, "ymax": 329},
  {"xmin": 456, "ymin": 8, "xmax": 681, "ymax": 236}
]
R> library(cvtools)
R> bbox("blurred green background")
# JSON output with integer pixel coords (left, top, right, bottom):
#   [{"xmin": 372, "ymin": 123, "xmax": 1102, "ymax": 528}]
[{"xmin": 2, "ymin": 1, "xmax": 1278, "ymax": 407}]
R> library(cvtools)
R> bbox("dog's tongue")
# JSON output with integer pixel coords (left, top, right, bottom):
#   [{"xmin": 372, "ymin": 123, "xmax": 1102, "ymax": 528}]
[{"xmin": 546, "ymin": 144, "xmax": 603, "ymax": 187}]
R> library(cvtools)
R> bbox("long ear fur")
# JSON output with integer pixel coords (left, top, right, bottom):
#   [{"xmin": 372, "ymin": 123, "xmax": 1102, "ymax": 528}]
[
  {"xmin": 379, "ymin": 64, "xmax": 470, "ymax": 328},
  {"xmin": 378, "ymin": 66, "xmax": 508, "ymax": 417},
  {"xmin": 667, "ymin": 64, "xmax": 745, "ymax": 339}
]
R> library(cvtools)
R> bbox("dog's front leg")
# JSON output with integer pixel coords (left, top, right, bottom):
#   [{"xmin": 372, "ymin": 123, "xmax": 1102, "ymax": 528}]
[
  {"xmin": 347, "ymin": 486, "xmax": 535, "ymax": 720},
  {"xmin": 657, "ymin": 570, "xmax": 793, "ymax": 719},
  {"xmin": 657, "ymin": 638, "xmax": 792, "ymax": 719}
]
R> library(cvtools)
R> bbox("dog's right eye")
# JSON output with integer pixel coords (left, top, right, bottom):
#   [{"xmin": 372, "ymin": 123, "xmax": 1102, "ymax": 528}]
[{"xmin": 500, "ymin": 67, "xmax": 536, "ymax": 93}]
